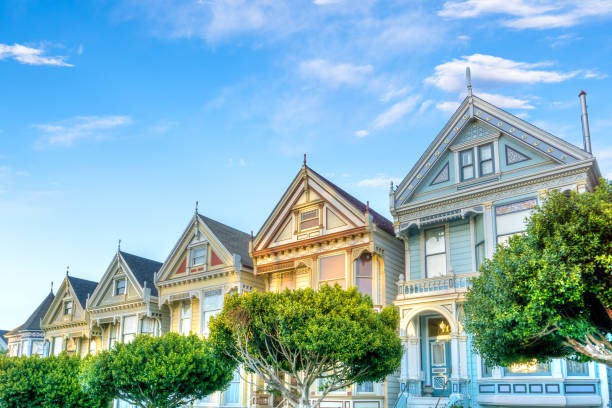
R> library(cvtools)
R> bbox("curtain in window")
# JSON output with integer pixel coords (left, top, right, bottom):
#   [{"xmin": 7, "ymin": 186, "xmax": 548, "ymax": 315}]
[{"xmin": 319, "ymin": 254, "xmax": 346, "ymax": 288}]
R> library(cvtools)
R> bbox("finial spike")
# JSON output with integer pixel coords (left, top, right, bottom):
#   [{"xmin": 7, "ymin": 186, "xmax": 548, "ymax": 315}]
[
  {"xmin": 66, "ymin": 265, "xmax": 69, "ymax": 276},
  {"xmin": 466, "ymin": 66, "xmax": 472, "ymax": 97},
  {"xmin": 195, "ymin": 200, "xmax": 199, "ymax": 214},
  {"xmin": 303, "ymin": 153, "xmax": 307, "ymax": 166},
  {"xmin": 118, "ymin": 239, "xmax": 121, "ymax": 253},
  {"xmin": 250, "ymin": 230, "xmax": 254, "ymax": 241},
  {"xmin": 51, "ymin": 281, "xmax": 54, "ymax": 293},
  {"xmin": 366, "ymin": 201, "xmax": 370, "ymax": 213}
]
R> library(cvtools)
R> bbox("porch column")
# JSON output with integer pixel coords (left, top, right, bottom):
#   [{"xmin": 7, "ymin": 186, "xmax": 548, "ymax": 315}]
[
  {"xmin": 458, "ymin": 334, "xmax": 468, "ymax": 379},
  {"xmin": 406, "ymin": 336, "xmax": 422, "ymax": 396},
  {"xmin": 400, "ymin": 337, "xmax": 409, "ymax": 380},
  {"xmin": 450, "ymin": 334, "xmax": 460, "ymax": 379},
  {"xmin": 484, "ymin": 202, "xmax": 495, "ymax": 258}
]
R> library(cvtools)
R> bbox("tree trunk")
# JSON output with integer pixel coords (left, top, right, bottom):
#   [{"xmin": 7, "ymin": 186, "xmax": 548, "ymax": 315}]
[{"xmin": 297, "ymin": 386, "xmax": 312, "ymax": 408}]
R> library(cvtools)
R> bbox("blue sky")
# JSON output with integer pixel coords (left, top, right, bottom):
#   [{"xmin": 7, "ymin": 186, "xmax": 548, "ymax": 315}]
[{"xmin": 1, "ymin": 0, "xmax": 611, "ymax": 329}]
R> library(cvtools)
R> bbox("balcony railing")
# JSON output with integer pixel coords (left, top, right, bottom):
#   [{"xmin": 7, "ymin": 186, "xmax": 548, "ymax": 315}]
[{"xmin": 396, "ymin": 273, "xmax": 478, "ymax": 299}]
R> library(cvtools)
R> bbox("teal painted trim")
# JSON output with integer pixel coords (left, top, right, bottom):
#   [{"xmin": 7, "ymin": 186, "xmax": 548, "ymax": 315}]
[
  {"xmin": 409, "ymin": 230, "xmax": 421, "ymax": 280},
  {"xmin": 499, "ymin": 136, "xmax": 549, "ymax": 172}
]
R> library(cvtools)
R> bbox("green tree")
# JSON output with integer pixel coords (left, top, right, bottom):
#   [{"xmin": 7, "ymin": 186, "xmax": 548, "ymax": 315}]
[
  {"xmin": 83, "ymin": 333, "xmax": 236, "ymax": 408},
  {"xmin": 0, "ymin": 353, "xmax": 112, "ymax": 408},
  {"xmin": 209, "ymin": 285, "xmax": 403, "ymax": 408},
  {"xmin": 464, "ymin": 180, "xmax": 612, "ymax": 367}
]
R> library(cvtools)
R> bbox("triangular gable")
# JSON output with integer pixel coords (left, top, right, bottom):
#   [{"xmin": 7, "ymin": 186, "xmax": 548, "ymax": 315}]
[
  {"xmin": 253, "ymin": 165, "xmax": 391, "ymax": 252},
  {"xmin": 88, "ymin": 252, "xmax": 153, "ymax": 308},
  {"xmin": 393, "ymin": 95, "xmax": 593, "ymax": 207},
  {"xmin": 156, "ymin": 214, "xmax": 239, "ymax": 283},
  {"xmin": 42, "ymin": 276, "xmax": 92, "ymax": 327}
]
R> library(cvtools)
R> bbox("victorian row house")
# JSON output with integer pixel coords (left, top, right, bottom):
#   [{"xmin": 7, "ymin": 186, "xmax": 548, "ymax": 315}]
[{"xmin": 5, "ymin": 83, "xmax": 611, "ymax": 408}]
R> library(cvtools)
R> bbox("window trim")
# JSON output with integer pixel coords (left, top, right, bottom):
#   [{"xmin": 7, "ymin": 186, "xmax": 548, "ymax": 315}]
[
  {"xmin": 202, "ymin": 288, "xmax": 223, "ymax": 335},
  {"xmin": 190, "ymin": 245, "xmax": 208, "ymax": 267},
  {"xmin": 566, "ymin": 360, "xmax": 589, "ymax": 377},
  {"xmin": 478, "ymin": 143, "xmax": 494, "ymax": 177},
  {"xmin": 179, "ymin": 300, "xmax": 192, "ymax": 335},
  {"xmin": 459, "ymin": 148, "xmax": 475, "ymax": 181},
  {"xmin": 494, "ymin": 198, "xmax": 537, "ymax": 244},
  {"xmin": 63, "ymin": 300, "xmax": 73, "ymax": 316},
  {"xmin": 355, "ymin": 251, "xmax": 374, "ymax": 297},
  {"xmin": 114, "ymin": 277, "xmax": 127, "ymax": 296},
  {"xmin": 298, "ymin": 207, "xmax": 321, "ymax": 232}
]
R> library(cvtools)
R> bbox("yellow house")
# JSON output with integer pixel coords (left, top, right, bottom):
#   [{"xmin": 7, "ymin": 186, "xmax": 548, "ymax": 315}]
[
  {"xmin": 87, "ymin": 248, "xmax": 164, "ymax": 354},
  {"xmin": 250, "ymin": 162, "xmax": 404, "ymax": 408},
  {"xmin": 155, "ymin": 210, "xmax": 265, "ymax": 408},
  {"xmin": 41, "ymin": 273, "xmax": 98, "ymax": 357}
]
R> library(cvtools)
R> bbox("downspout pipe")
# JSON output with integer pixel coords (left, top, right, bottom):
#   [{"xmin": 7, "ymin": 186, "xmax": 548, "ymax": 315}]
[{"xmin": 579, "ymin": 90, "xmax": 592, "ymax": 154}]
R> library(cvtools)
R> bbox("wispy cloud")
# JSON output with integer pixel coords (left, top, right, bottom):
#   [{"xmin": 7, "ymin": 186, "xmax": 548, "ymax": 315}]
[
  {"xmin": 355, "ymin": 129, "xmax": 369, "ymax": 138},
  {"xmin": 0, "ymin": 43, "xmax": 73, "ymax": 67},
  {"xmin": 426, "ymin": 54, "xmax": 578, "ymax": 93},
  {"xmin": 33, "ymin": 115, "xmax": 132, "ymax": 147},
  {"xmin": 299, "ymin": 59, "xmax": 373, "ymax": 87},
  {"xmin": 438, "ymin": 0, "xmax": 612, "ymax": 29},
  {"xmin": 372, "ymin": 95, "xmax": 421, "ymax": 129},
  {"xmin": 357, "ymin": 176, "xmax": 401, "ymax": 188}
]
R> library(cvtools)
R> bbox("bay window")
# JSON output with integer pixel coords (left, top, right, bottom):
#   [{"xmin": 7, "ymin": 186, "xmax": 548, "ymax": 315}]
[
  {"xmin": 567, "ymin": 360, "xmax": 589, "ymax": 376},
  {"xmin": 179, "ymin": 301, "xmax": 192, "ymax": 335},
  {"xmin": 356, "ymin": 381, "xmax": 374, "ymax": 393},
  {"xmin": 122, "ymin": 315, "xmax": 138, "ymax": 343},
  {"xmin": 203, "ymin": 289, "xmax": 223, "ymax": 333},
  {"xmin": 31, "ymin": 340, "xmax": 44, "ymax": 356},
  {"xmin": 355, "ymin": 252, "xmax": 373, "ymax": 297},
  {"xmin": 141, "ymin": 318, "xmax": 155, "ymax": 336},
  {"xmin": 319, "ymin": 254, "xmax": 346, "ymax": 288},
  {"xmin": 506, "ymin": 360, "xmax": 550, "ymax": 376},
  {"xmin": 459, "ymin": 149, "xmax": 475, "ymax": 181},
  {"xmin": 495, "ymin": 199, "xmax": 537, "ymax": 245},
  {"xmin": 425, "ymin": 227, "xmax": 446, "ymax": 278}
]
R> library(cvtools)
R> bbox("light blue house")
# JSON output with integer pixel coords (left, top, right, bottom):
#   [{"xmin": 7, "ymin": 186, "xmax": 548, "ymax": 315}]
[{"xmin": 390, "ymin": 77, "xmax": 609, "ymax": 408}]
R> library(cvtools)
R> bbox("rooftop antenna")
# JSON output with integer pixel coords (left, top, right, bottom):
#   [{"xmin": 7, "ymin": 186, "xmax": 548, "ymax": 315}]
[
  {"xmin": 466, "ymin": 66, "xmax": 472, "ymax": 98},
  {"xmin": 579, "ymin": 90, "xmax": 592, "ymax": 154}
]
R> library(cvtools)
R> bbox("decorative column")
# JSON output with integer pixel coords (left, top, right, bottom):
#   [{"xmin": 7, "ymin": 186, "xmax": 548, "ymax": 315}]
[
  {"xmin": 400, "ymin": 337, "xmax": 409, "ymax": 381},
  {"xmin": 406, "ymin": 336, "xmax": 422, "ymax": 396},
  {"xmin": 458, "ymin": 334, "xmax": 468, "ymax": 379},
  {"xmin": 483, "ymin": 202, "xmax": 495, "ymax": 258},
  {"xmin": 451, "ymin": 333, "xmax": 460, "ymax": 380}
]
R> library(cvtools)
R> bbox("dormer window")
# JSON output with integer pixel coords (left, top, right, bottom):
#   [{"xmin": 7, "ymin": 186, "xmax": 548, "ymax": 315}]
[
  {"xmin": 63, "ymin": 300, "xmax": 73, "ymax": 316},
  {"xmin": 114, "ymin": 278, "xmax": 126, "ymax": 296},
  {"xmin": 191, "ymin": 247, "xmax": 207, "ymax": 266},
  {"xmin": 300, "ymin": 208, "xmax": 319, "ymax": 231},
  {"xmin": 459, "ymin": 149, "xmax": 474, "ymax": 181},
  {"xmin": 478, "ymin": 144, "xmax": 494, "ymax": 176}
]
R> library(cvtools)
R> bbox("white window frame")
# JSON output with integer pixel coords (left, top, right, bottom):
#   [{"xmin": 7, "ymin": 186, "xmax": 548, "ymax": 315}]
[
  {"xmin": 122, "ymin": 315, "xmax": 138, "ymax": 343},
  {"xmin": 424, "ymin": 226, "xmax": 447, "ymax": 278},
  {"xmin": 53, "ymin": 336, "xmax": 63, "ymax": 356},
  {"xmin": 478, "ymin": 143, "xmax": 495, "ymax": 177},
  {"xmin": 299, "ymin": 208, "xmax": 320, "ymax": 232},
  {"xmin": 495, "ymin": 198, "xmax": 537, "ymax": 245},
  {"xmin": 114, "ymin": 277, "xmax": 127, "ymax": 296},
  {"xmin": 31, "ymin": 340, "xmax": 44, "ymax": 357},
  {"xmin": 202, "ymin": 289, "xmax": 223, "ymax": 335},
  {"xmin": 63, "ymin": 300, "xmax": 73, "ymax": 316},
  {"xmin": 459, "ymin": 148, "xmax": 475, "ymax": 181},
  {"xmin": 222, "ymin": 369, "xmax": 241, "ymax": 405},
  {"xmin": 179, "ymin": 300, "xmax": 192, "ymax": 335}
]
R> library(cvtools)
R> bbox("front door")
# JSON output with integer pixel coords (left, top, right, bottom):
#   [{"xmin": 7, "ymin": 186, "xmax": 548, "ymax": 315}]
[{"xmin": 429, "ymin": 341, "xmax": 450, "ymax": 396}]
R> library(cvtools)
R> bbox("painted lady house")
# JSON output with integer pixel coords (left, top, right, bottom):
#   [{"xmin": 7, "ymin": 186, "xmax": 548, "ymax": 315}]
[
  {"xmin": 154, "ymin": 208, "xmax": 264, "ymax": 408},
  {"xmin": 249, "ymin": 160, "xmax": 404, "ymax": 408},
  {"xmin": 390, "ymin": 74, "xmax": 609, "ymax": 408},
  {"xmin": 86, "ymin": 246, "xmax": 163, "ymax": 355},
  {"xmin": 5, "ymin": 288, "xmax": 54, "ymax": 357},
  {"xmin": 41, "ymin": 272, "xmax": 98, "ymax": 357}
]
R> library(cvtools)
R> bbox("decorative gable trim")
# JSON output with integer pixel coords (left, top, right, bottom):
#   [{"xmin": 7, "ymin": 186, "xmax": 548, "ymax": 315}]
[
  {"xmin": 393, "ymin": 95, "xmax": 591, "ymax": 208},
  {"xmin": 430, "ymin": 163, "xmax": 450, "ymax": 186},
  {"xmin": 505, "ymin": 145, "xmax": 531, "ymax": 165},
  {"xmin": 87, "ymin": 253, "xmax": 145, "ymax": 309}
]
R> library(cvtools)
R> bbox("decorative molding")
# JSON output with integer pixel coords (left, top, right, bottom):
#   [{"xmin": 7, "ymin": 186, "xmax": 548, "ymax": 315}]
[
  {"xmin": 430, "ymin": 162, "xmax": 450, "ymax": 186},
  {"xmin": 505, "ymin": 145, "xmax": 531, "ymax": 165}
]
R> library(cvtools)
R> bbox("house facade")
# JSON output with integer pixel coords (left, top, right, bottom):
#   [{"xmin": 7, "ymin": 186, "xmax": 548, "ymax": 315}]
[
  {"xmin": 390, "ymin": 89, "xmax": 608, "ymax": 408},
  {"xmin": 155, "ymin": 210, "xmax": 264, "ymax": 408},
  {"xmin": 5, "ymin": 289, "xmax": 54, "ymax": 357},
  {"xmin": 250, "ymin": 163, "xmax": 404, "ymax": 408},
  {"xmin": 41, "ymin": 274, "xmax": 98, "ymax": 357}
]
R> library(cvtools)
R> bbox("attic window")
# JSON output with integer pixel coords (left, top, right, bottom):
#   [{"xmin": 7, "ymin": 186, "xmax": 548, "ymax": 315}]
[
  {"xmin": 114, "ymin": 278, "xmax": 126, "ymax": 296},
  {"xmin": 191, "ymin": 247, "xmax": 207, "ymax": 266},
  {"xmin": 300, "ymin": 209, "xmax": 319, "ymax": 231},
  {"xmin": 63, "ymin": 300, "xmax": 73, "ymax": 316}
]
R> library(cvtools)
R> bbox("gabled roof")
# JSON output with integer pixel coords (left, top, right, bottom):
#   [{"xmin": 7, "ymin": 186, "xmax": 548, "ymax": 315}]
[
  {"xmin": 198, "ymin": 214, "xmax": 253, "ymax": 268},
  {"xmin": 119, "ymin": 251, "xmax": 162, "ymax": 296},
  {"xmin": 67, "ymin": 276, "xmax": 98, "ymax": 309},
  {"xmin": 6, "ymin": 290, "xmax": 54, "ymax": 336},
  {"xmin": 307, "ymin": 166, "xmax": 394, "ymax": 235},
  {"xmin": 392, "ymin": 94, "xmax": 596, "ymax": 209}
]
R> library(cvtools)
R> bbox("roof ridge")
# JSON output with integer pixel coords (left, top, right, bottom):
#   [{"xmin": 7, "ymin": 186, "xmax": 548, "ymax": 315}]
[{"xmin": 198, "ymin": 213, "xmax": 250, "ymax": 237}]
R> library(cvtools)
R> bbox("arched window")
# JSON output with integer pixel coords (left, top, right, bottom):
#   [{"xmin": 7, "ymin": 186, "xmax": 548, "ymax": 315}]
[{"xmin": 356, "ymin": 252, "xmax": 373, "ymax": 297}]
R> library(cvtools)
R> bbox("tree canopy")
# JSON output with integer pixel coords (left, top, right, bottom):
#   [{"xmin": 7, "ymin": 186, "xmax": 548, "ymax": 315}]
[
  {"xmin": 464, "ymin": 180, "xmax": 612, "ymax": 367},
  {"xmin": 209, "ymin": 285, "xmax": 402, "ymax": 408},
  {"xmin": 83, "ymin": 333, "xmax": 236, "ymax": 408},
  {"xmin": 0, "ymin": 353, "xmax": 112, "ymax": 408}
]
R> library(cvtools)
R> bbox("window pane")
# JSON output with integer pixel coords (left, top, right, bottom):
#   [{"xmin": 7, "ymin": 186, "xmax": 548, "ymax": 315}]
[
  {"xmin": 476, "ymin": 242, "xmax": 485, "ymax": 269},
  {"xmin": 192, "ymin": 247, "xmax": 206, "ymax": 265},
  {"xmin": 481, "ymin": 359, "xmax": 493, "ymax": 378},
  {"xmin": 280, "ymin": 272, "xmax": 294, "ymax": 291},
  {"xmin": 425, "ymin": 228, "xmax": 445, "ymax": 255},
  {"xmin": 357, "ymin": 382, "xmax": 374, "ymax": 393},
  {"xmin": 204, "ymin": 290, "xmax": 223, "ymax": 310},
  {"xmin": 300, "ymin": 209, "xmax": 319, "ymax": 230},
  {"xmin": 567, "ymin": 360, "xmax": 588, "ymax": 375},
  {"xmin": 356, "ymin": 253, "xmax": 373, "ymax": 296},
  {"xmin": 426, "ymin": 253, "xmax": 446, "ymax": 277},
  {"xmin": 496, "ymin": 210, "xmax": 531, "ymax": 236},
  {"xmin": 123, "ymin": 316, "xmax": 138, "ymax": 334},
  {"xmin": 225, "ymin": 370, "xmax": 240, "ymax": 404},
  {"xmin": 53, "ymin": 337, "xmax": 63, "ymax": 356},
  {"xmin": 462, "ymin": 165, "xmax": 474, "ymax": 180},
  {"xmin": 320, "ymin": 254, "xmax": 345, "ymax": 283},
  {"xmin": 480, "ymin": 144, "xmax": 492, "ymax": 160},
  {"xmin": 431, "ymin": 343, "xmax": 446, "ymax": 366},
  {"xmin": 474, "ymin": 214, "xmax": 484, "ymax": 242},
  {"xmin": 480, "ymin": 160, "xmax": 493, "ymax": 175},
  {"xmin": 461, "ymin": 150, "xmax": 473, "ymax": 165},
  {"xmin": 32, "ymin": 341, "xmax": 44, "ymax": 356}
]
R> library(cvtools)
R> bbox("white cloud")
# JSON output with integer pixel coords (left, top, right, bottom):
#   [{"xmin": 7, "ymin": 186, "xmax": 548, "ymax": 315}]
[
  {"xmin": 357, "ymin": 176, "xmax": 401, "ymax": 188},
  {"xmin": 299, "ymin": 59, "xmax": 373, "ymax": 87},
  {"xmin": 457, "ymin": 35, "xmax": 471, "ymax": 41},
  {"xmin": 418, "ymin": 100, "xmax": 434, "ymax": 115},
  {"xmin": 372, "ymin": 95, "xmax": 421, "ymax": 129},
  {"xmin": 436, "ymin": 101, "xmax": 460, "ymax": 113},
  {"xmin": 438, "ymin": 0, "xmax": 612, "ymax": 29},
  {"xmin": 0, "ymin": 43, "xmax": 73, "ymax": 67},
  {"xmin": 313, "ymin": 0, "xmax": 343, "ymax": 4},
  {"xmin": 426, "ymin": 54, "xmax": 578, "ymax": 93},
  {"xmin": 477, "ymin": 92, "xmax": 535, "ymax": 109},
  {"xmin": 379, "ymin": 86, "xmax": 409, "ymax": 102},
  {"xmin": 355, "ymin": 129, "xmax": 369, "ymax": 138},
  {"xmin": 33, "ymin": 115, "xmax": 132, "ymax": 147}
]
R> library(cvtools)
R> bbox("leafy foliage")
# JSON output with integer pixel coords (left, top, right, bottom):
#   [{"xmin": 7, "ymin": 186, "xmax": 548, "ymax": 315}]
[
  {"xmin": 209, "ymin": 285, "xmax": 402, "ymax": 408},
  {"xmin": 0, "ymin": 353, "xmax": 112, "ymax": 408},
  {"xmin": 83, "ymin": 333, "xmax": 236, "ymax": 408},
  {"xmin": 464, "ymin": 179, "xmax": 612, "ymax": 367}
]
